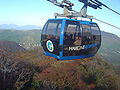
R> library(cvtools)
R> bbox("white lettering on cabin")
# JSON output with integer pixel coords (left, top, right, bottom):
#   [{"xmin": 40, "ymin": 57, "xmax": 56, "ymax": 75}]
[{"xmin": 69, "ymin": 46, "xmax": 84, "ymax": 51}]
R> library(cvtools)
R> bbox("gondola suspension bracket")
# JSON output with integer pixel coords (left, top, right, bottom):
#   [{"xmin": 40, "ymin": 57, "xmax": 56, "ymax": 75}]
[{"xmin": 47, "ymin": 0, "xmax": 103, "ymax": 19}]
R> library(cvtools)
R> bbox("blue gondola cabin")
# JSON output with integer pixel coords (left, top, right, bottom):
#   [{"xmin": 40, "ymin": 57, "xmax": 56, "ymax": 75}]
[{"xmin": 41, "ymin": 18, "xmax": 101, "ymax": 60}]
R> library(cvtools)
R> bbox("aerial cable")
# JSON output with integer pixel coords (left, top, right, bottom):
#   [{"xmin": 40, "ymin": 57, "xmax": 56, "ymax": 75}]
[
  {"xmin": 94, "ymin": 0, "xmax": 120, "ymax": 16},
  {"xmin": 93, "ymin": 18, "xmax": 120, "ymax": 30},
  {"xmin": 101, "ymin": 3, "xmax": 120, "ymax": 16},
  {"xmin": 79, "ymin": 0, "xmax": 120, "ymax": 16}
]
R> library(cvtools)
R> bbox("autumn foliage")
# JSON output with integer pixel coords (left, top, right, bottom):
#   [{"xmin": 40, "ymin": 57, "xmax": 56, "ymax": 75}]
[{"xmin": 0, "ymin": 47, "xmax": 120, "ymax": 90}]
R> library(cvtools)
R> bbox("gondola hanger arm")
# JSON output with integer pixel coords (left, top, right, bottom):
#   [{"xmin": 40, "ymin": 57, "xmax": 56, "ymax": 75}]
[{"xmin": 47, "ymin": 0, "xmax": 96, "ymax": 19}]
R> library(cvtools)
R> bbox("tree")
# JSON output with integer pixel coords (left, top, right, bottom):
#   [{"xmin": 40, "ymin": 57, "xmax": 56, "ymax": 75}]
[{"xmin": 0, "ymin": 53, "xmax": 34, "ymax": 90}]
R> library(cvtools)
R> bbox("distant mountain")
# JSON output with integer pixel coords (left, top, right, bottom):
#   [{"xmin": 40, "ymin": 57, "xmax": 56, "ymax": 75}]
[
  {"xmin": 18, "ymin": 25, "xmax": 41, "ymax": 30},
  {"xmin": 0, "ymin": 24, "xmax": 41, "ymax": 30},
  {"xmin": 0, "ymin": 24, "xmax": 18, "ymax": 30}
]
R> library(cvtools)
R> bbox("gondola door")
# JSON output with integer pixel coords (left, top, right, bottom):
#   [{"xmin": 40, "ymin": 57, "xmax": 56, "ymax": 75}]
[{"xmin": 63, "ymin": 20, "xmax": 82, "ymax": 56}]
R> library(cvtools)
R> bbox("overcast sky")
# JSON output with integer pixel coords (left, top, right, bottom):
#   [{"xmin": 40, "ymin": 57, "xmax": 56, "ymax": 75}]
[{"xmin": 0, "ymin": 0, "xmax": 120, "ymax": 36}]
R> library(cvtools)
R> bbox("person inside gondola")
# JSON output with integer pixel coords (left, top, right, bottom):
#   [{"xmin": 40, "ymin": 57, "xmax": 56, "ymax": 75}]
[
  {"xmin": 74, "ymin": 36, "xmax": 82, "ymax": 46},
  {"xmin": 88, "ymin": 36, "xmax": 92, "ymax": 44},
  {"xmin": 53, "ymin": 36, "xmax": 59, "ymax": 54},
  {"xmin": 93, "ymin": 35, "xmax": 96, "ymax": 43},
  {"xmin": 68, "ymin": 34, "xmax": 74, "ymax": 45},
  {"xmin": 64, "ymin": 34, "xmax": 74, "ymax": 46},
  {"xmin": 83, "ymin": 36, "xmax": 87, "ymax": 45}
]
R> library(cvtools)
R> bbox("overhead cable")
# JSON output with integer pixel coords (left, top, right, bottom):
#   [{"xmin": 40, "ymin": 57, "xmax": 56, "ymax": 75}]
[
  {"xmin": 93, "ymin": 18, "xmax": 120, "ymax": 30},
  {"xmin": 103, "ymin": 4, "xmax": 120, "ymax": 16}
]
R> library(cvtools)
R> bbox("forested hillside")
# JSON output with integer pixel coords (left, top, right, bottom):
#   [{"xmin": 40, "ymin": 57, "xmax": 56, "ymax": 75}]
[
  {"xmin": 99, "ymin": 31, "xmax": 120, "ymax": 66},
  {"xmin": 0, "ymin": 30, "xmax": 41, "ymax": 49},
  {"xmin": 0, "ymin": 41, "xmax": 119, "ymax": 90}
]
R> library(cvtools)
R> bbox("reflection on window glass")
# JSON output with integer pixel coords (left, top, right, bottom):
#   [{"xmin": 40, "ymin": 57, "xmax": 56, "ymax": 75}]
[
  {"xmin": 56, "ymin": 24, "xmax": 61, "ymax": 37},
  {"xmin": 66, "ymin": 25, "xmax": 77, "ymax": 34},
  {"xmin": 64, "ymin": 22, "xmax": 81, "ymax": 46},
  {"xmin": 64, "ymin": 24, "xmax": 79, "ymax": 46},
  {"xmin": 42, "ymin": 23, "xmax": 48, "ymax": 34},
  {"xmin": 91, "ymin": 24, "xmax": 101, "ymax": 44},
  {"xmin": 90, "ymin": 23, "xmax": 101, "ymax": 54},
  {"xmin": 82, "ymin": 24, "xmax": 92, "ymax": 45},
  {"xmin": 47, "ymin": 23, "xmax": 57, "ymax": 36}
]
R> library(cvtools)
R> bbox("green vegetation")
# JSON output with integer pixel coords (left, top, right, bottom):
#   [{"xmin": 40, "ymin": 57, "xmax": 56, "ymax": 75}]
[
  {"xmin": 99, "ymin": 31, "xmax": 120, "ymax": 66},
  {"xmin": 0, "ymin": 30, "xmax": 41, "ymax": 49}
]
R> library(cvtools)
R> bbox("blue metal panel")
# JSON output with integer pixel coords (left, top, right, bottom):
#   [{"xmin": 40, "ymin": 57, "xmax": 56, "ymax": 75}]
[
  {"xmin": 48, "ymin": 18, "xmax": 80, "ymax": 21},
  {"xmin": 59, "ymin": 19, "xmax": 66, "ymax": 57},
  {"xmin": 44, "ymin": 51, "xmax": 95, "ymax": 60},
  {"xmin": 83, "ymin": 43, "xmax": 100, "ymax": 49},
  {"xmin": 48, "ymin": 18, "xmax": 97, "ymax": 24},
  {"xmin": 80, "ymin": 21, "xmax": 96, "ymax": 25},
  {"xmin": 44, "ymin": 51, "xmax": 61, "ymax": 59},
  {"xmin": 59, "ymin": 54, "xmax": 95, "ymax": 60}
]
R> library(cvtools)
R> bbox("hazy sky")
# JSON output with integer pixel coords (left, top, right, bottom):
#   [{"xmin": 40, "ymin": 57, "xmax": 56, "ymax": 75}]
[{"xmin": 0, "ymin": 0, "xmax": 120, "ymax": 36}]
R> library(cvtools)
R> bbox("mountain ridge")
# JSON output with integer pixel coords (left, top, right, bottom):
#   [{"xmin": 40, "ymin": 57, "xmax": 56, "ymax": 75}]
[{"xmin": 0, "ymin": 24, "xmax": 42, "ymax": 30}]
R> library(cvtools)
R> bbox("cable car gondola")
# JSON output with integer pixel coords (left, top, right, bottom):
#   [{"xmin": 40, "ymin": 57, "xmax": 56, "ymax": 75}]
[
  {"xmin": 41, "ymin": 0, "xmax": 101, "ymax": 60},
  {"xmin": 41, "ymin": 18, "xmax": 101, "ymax": 60}
]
